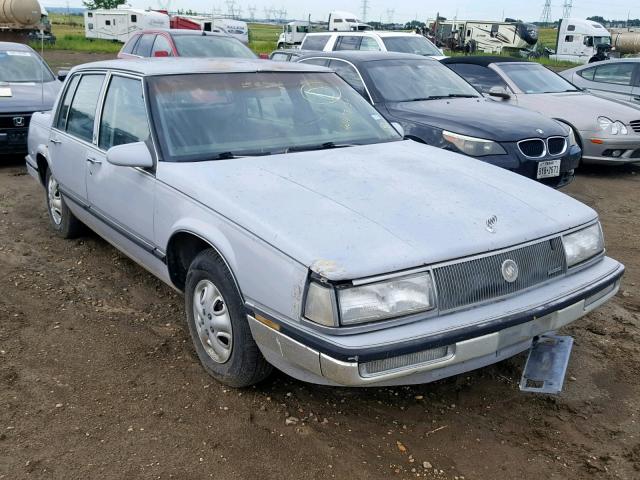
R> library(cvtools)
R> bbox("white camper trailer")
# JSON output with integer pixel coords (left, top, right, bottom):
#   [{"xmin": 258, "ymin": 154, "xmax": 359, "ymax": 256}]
[
  {"xmin": 328, "ymin": 11, "xmax": 371, "ymax": 32},
  {"xmin": 550, "ymin": 18, "xmax": 612, "ymax": 64},
  {"xmin": 430, "ymin": 19, "xmax": 538, "ymax": 54},
  {"xmin": 212, "ymin": 17, "xmax": 248, "ymax": 44},
  {"xmin": 84, "ymin": 6, "xmax": 169, "ymax": 43}
]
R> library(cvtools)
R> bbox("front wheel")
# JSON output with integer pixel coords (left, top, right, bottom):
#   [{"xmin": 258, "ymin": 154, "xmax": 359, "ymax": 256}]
[
  {"xmin": 185, "ymin": 249, "xmax": 272, "ymax": 387},
  {"xmin": 45, "ymin": 168, "xmax": 83, "ymax": 238}
]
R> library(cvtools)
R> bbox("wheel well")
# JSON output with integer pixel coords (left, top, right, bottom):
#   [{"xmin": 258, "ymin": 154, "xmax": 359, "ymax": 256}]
[
  {"xmin": 166, "ymin": 232, "xmax": 217, "ymax": 291},
  {"xmin": 554, "ymin": 119, "xmax": 582, "ymax": 149},
  {"xmin": 36, "ymin": 154, "xmax": 48, "ymax": 186}
]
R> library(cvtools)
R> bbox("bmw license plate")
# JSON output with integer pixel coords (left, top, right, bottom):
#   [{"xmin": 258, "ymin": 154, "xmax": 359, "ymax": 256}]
[{"xmin": 537, "ymin": 160, "xmax": 561, "ymax": 179}]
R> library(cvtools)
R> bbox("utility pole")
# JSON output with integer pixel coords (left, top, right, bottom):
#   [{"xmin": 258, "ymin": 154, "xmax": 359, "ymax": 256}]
[
  {"xmin": 540, "ymin": 0, "xmax": 552, "ymax": 25},
  {"xmin": 360, "ymin": 0, "xmax": 369, "ymax": 23},
  {"xmin": 562, "ymin": 0, "xmax": 573, "ymax": 19}
]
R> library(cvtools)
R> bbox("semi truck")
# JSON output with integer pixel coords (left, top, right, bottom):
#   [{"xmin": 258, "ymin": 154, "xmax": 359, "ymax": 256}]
[
  {"xmin": 0, "ymin": 0, "xmax": 54, "ymax": 43},
  {"xmin": 550, "ymin": 18, "xmax": 612, "ymax": 64}
]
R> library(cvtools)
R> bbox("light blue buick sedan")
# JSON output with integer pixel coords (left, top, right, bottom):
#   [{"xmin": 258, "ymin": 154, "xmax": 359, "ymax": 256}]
[{"xmin": 27, "ymin": 59, "xmax": 624, "ymax": 388}]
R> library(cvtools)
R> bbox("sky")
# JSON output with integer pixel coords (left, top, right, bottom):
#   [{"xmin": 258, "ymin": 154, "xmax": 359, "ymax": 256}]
[{"xmin": 43, "ymin": 1, "xmax": 638, "ymax": 24}]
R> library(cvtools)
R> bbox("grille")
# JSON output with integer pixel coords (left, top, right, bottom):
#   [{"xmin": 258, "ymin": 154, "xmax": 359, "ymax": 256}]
[
  {"xmin": 433, "ymin": 237, "xmax": 567, "ymax": 312},
  {"xmin": 630, "ymin": 120, "xmax": 640, "ymax": 133},
  {"xmin": 518, "ymin": 139, "xmax": 545, "ymax": 158},
  {"xmin": 547, "ymin": 137, "xmax": 567, "ymax": 155},
  {"xmin": 359, "ymin": 346, "xmax": 450, "ymax": 376},
  {"xmin": 0, "ymin": 113, "xmax": 32, "ymax": 130}
]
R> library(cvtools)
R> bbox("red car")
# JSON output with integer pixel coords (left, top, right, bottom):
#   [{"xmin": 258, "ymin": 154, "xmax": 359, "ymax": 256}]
[{"xmin": 118, "ymin": 29, "xmax": 256, "ymax": 59}]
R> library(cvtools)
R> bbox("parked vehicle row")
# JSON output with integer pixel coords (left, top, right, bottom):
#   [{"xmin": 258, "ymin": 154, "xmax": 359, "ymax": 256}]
[{"xmin": 0, "ymin": 37, "xmax": 628, "ymax": 391}]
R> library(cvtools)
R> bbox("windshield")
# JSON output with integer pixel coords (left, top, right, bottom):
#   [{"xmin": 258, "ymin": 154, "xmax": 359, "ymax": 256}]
[
  {"xmin": 0, "ymin": 50, "xmax": 55, "ymax": 83},
  {"xmin": 594, "ymin": 36, "xmax": 611, "ymax": 45},
  {"xmin": 173, "ymin": 35, "xmax": 256, "ymax": 58},
  {"xmin": 381, "ymin": 36, "xmax": 441, "ymax": 56},
  {"xmin": 366, "ymin": 59, "xmax": 480, "ymax": 102},
  {"xmin": 148, "ymin": 72, "xmax": 400, "ymax": 162},
  {"xmin": 499, "ymin": 63, "xmax": 578, "ymax": 94}
]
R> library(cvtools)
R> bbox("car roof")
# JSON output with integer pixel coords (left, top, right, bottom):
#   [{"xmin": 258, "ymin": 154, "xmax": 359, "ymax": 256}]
[
  {"xmin": 0, "ymin": 42, "xmax": 34, "ymax": 52},
  {"xmin": 305, "ymin": 31, "xmax": 420, "ymax": 38},
  {"xmin": 71, "ymin": 57, "xmax": 331, "ymax": 76},
  {"xmin": 132, "ymin": 29, "xmax": 227, "ymax": 37},
  {"xmin": 296, "ymin": 51, "xmax": 434, "ymax": 64},
  {"xmin": 440, "ymin": 56, "xmax": 529, "ymax": 67}
]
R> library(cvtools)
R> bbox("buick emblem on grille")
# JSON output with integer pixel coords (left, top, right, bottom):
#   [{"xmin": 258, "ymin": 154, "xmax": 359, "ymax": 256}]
[
  {"xmin": 536, "ymin": 128, "xmax": 544, "ymax": 135},
  {"xmin": 501, "ymin": 259, "xmax": 519, "ymax": 283},
  {"xmin": 13, "ymin": 117, "xmax": 25, "ymax": 127},
  {"xmin": 486, "ymin": 215, "xmax": 498, "ymax": 233}
]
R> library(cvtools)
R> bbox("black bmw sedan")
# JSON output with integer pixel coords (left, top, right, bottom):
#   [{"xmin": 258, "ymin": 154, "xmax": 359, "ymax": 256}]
[{"xmin": 296, "ymin": 51, "xmax": 581, "ymax": 188}]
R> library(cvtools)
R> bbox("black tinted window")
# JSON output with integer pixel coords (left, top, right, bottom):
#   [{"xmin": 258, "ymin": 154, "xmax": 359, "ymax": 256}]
[
  {"xmin": 66, "ymin": 74, "xmax": 105, "ymax": 142},
  {"xmin": 302, "ymin": 35, "xmax": 330, "ymax": 51},
  {"xmin": 334, "ymin": 36, "xmax": 361, "ymax": 51},
  {"xmin": 134, "ymin": 34, "xmax": 156, "ymax": 57},
  {"xmin": 446, "ymin": 63, "xmax": 508, "ymax": 93},
  {"xmin": 593, "ymin": 62, "xmax": 635, "ymax": 86},
  {"xmin": 99, "ymin": 76, "xmax": 150, "ymax": 150},
  {"xmin": 56, "ymin": 75, "xmax": 80, "ymax": 130}
]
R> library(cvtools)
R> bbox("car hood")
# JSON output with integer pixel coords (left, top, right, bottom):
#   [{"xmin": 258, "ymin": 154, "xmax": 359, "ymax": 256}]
[
  {"xmin": 157, "ymin": 141, "xmax": 596, "ymax": 280},
  {"xmin": 385, "ymin": 98, "xmax": 567, "ymax": 142},
  {"xmin": 0, "ymin": 81, "xmax": 60, "ymax": 114},
  {"xmin": 513, "ymin": 91, "xmax": 640, "ymax": 129}
]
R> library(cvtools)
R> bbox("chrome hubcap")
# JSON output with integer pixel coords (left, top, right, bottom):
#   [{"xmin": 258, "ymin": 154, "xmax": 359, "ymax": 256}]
[
  {"xmin": 47, "ymin": 175, "xmax": 63, "ymax": 225},
  {"xmin": 193, "ymin": 279, "xmax": 233, "ymax": 364}
]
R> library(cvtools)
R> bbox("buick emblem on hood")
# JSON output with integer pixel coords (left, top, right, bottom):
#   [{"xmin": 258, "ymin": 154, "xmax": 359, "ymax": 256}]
[
  {"xmin": 486, "ymin": 215, "xmax": 498, "ymax": 233},
  {"xmin": 501, "ymin": 259, "xmax": 519, "ymax": 283},
  {"xmin": 13, "ymin": 117, "xmax": 25, "ymax": 127}
]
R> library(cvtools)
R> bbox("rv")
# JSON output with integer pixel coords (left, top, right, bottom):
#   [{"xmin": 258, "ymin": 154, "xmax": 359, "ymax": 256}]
[
  {"xmin": 84, "ymin": 6, "xmax": 169, "ymax": 43},
  {"xmin": 550, "ymin": 18, "xmax": 612, "ymax": 64},
  {"xmin": 328, "ymin": 11, "xmax": 371, "ymax": 32},
  {"xmin": 430, "ymin": 19, "xmax": 538, "ymax": 54},
  {"xmin": 277, "ymin": 21, "xmax": 309, "ymax": 49}
]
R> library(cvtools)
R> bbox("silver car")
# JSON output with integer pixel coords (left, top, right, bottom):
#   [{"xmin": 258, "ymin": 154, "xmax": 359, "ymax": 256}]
[
  {"xmin": 559, "ymin": 58, "xmax": 640, "ymax": 107},
  {"xmin": 27, "ymin": 59, "xmax": 624, "ymax": 388},
  {"xmin": 443, "ymin": 56, "xmax": 640, "ymax": 165}
]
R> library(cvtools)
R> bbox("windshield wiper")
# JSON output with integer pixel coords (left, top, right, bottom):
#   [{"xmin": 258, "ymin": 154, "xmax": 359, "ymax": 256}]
[
  {"xmin": 284, "ymin": 142, "xmax": 357, "ymax": 153},
  {"xmin": 203, "ymin": 151, "xmax": 271, "ymax": 161},
  {"xmin": 402, "ymin": 94, "xmax": 478, "ymax": 102}
]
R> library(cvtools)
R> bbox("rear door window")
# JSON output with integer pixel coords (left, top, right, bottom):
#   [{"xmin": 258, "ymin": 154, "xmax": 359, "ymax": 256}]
[
  {"xmin": 55, "ymin": 74, "xmax": 81, "ymax": 131},
  {"xmin": 593, "ymin": 62, "xmax": 635, "ymax": 86},
  {"xmin": 446, "ymin": 63, "xmax": 509, "ymax": 93},
  {"xmin": 134, "ymin": 34, "xmax": 156, "ymax": 57},
  {"xmin": 302, "ymin": 35, "xmax": 331, "ymax": 51},
  {"xmin": 359, "ymin": 37, "xmax": 381, "ymax": 51},
  {"xmin": 334, "ymin": 36, "xmax": 361, "ymax": 51},
  {"xmin": 65, "ymin": 74, "xmax": 106, "ymax": 143}
]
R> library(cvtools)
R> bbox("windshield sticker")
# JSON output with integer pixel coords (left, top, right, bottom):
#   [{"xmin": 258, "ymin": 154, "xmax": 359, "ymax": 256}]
[
  {"xmin": 301, "ymin": 82, "xmax": 342, "ymax": 104},
  {"xmin": 6, "ymin": 51, "xmax": 32, "ymax": 57},
  {"xmin": 0, "ymin": 87, "xmax": 12, "ymax": 97}
]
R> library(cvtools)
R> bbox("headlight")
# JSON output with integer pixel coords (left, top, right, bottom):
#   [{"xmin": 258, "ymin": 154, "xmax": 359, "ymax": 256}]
[
  {"xmin": 338, "ymin": 273, "xmax": 435, "ymax": 325},
  {"xmin": 562, "ymin": 223, "xmax": 604, "ymax": 268},
  {"xmin": 598, "ymin": 117, "xmax": 628, "ymax": 135},
  {"xmin": 442, "ymin": 130, "xmax": 506, "ymax": 157},
  {"xmin": 303, "ymin": 273, "xmax": 436, "ymax": 327}
]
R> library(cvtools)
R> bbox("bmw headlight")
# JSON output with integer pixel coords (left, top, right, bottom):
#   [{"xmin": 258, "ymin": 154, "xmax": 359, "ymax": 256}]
[
  {"xmin": 562, "ymin": 223, "xmax": 604, "ymax": 268},
  {"xmin": 442, "ymin": 130, "xmax": 506, "ymax": 157},
  {"xmin": 598, "ymin": 117, "xmax": 628, "ymax": 135},
  {"xmin": 304, "ymin": 273, "xmax": 436, "ymax": 327}
]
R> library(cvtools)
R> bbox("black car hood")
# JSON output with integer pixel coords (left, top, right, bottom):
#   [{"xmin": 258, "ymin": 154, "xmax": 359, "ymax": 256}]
[
  {"xmin": 386, "ymin": 97, "xmax": 567, "ymax": 142},
  {"xmin": 0, "ymin": 81, "xmax": 61, "ymax": 114}
]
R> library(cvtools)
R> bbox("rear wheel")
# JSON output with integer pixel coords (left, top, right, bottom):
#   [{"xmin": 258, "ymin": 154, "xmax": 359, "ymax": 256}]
[
  {"xmin": 185, "ymin": 249, "xmax": 272, "ymax": 387},
  {"xmin": 45, "ymin": 169, "xmax": 83, "ymax": 239}
]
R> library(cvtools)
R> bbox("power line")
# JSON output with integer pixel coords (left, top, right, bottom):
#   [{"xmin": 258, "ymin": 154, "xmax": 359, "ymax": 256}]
[{"xmin": 540, "ymin": 0, "xmax": 553, "ymax": 25}]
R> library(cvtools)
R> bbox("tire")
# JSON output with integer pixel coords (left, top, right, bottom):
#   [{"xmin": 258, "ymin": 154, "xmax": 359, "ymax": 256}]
[
  {"xmin": 185, "ymin": 249, "xmax": 272, "ymax": 387},
  {"xmin": 45, "ymin": 168, "xmax": 83, "ymax": 239}
]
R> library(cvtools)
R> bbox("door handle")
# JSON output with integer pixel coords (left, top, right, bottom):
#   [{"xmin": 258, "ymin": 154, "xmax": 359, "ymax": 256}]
[
  {"xmin": 50, "ymin": 138, "xmax": 62, "ymax": 145},
  {"xmin": 86, "ymin": 156, "xmax": 102, "ymax": 165}
]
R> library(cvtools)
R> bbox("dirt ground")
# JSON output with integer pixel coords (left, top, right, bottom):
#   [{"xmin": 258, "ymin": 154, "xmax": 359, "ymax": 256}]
[{"xmin": 1, "ymin": 51, "xmax": 640, "ymax": 480}]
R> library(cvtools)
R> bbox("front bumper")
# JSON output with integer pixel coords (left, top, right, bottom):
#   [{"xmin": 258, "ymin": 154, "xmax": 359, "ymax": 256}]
[
  {"xmin": 580, "ymin": 133, "xmax": 640, "ymax": 165},
  {"xmin": 0, "ymin": 128, "xmax": 28, "ymax": 155},
  {"xmin": 248, "ymin": 257, "xmax": 623, "ymax": 386}
]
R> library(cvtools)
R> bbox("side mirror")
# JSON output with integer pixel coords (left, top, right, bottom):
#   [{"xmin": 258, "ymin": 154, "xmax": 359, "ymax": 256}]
[
  {"xmin": 391, "ymin": 122, "xmax": 405, "ymax": 138},
  {"xmin": 57, "ymin": 69, "xmax": 69, "ymax": 82},
  {"xmin": 153, "ymin": 50, "xmax": 170, "ymax": 57},
  {"xmin": 488, "ymin": 86, "xmax": 511, "ymax": 99},
  {"xmin": 106, "ymin": 142, "xmax": 154, "ymax": 168}
]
